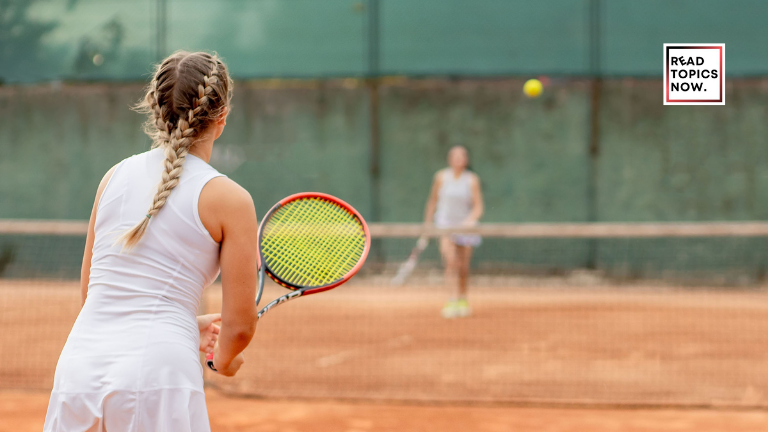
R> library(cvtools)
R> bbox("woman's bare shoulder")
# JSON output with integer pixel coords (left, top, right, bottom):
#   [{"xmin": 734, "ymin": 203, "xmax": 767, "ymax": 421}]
[
  {"xmin": 199, "ymin": 177, "xmax": 256, "ymax": 242},
  {"xmin": 202, "ymin": 177, "xmax": 253, "ymax": 207}
]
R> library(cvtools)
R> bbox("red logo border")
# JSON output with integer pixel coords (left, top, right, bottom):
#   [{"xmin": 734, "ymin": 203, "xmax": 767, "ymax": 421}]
[{"xmin": 665, "ymin": 46, "xmax": 723, "ymax": 103}]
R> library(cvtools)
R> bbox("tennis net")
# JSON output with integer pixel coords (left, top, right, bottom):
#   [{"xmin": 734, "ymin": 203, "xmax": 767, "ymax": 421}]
[{"xmin": 3, "ymin": 219, "xmax": 768, "ymax": 408}]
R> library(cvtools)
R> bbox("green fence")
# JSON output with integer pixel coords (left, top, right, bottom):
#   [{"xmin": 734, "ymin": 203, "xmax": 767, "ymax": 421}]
[
  {"xmin": 3, "ymin": 0, "xmax": 768, "ymax": 279},
  {"xmin": 3, "ymin": 78, "xmax": 768, "ymax": 279},
  {"xmin": 3, "ymin": 0, "xmax": 768, "ymax": 84}
]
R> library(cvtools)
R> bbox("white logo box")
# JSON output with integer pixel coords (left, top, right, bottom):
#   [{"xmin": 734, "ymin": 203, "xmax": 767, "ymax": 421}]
[{"xmin": 663, "ymin": 44, "xmax": 725, "ymax": 105}]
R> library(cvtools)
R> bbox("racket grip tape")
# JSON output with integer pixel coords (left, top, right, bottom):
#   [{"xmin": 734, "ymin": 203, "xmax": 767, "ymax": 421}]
[{"xmin": 206, "ymin": 352, "xmax": 217, "ymax": 372}]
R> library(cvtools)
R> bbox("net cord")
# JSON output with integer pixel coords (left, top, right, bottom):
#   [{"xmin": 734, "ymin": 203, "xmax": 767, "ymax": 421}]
[{"xmin": 6, "ymin": 220, "xmax": 768, "ymax": 238}]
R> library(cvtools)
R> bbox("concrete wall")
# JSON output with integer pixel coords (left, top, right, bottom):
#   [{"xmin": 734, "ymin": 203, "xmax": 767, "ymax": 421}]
[{"xmin": 3, "ymin": 78, "xmax": 768, "ymax": 280}]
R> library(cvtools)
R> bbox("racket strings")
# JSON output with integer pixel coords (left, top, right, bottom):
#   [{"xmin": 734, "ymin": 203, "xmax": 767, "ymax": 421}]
[
  {"xmin": 261, "ymin": 197, "xmax": 366, "ymax": 287},
  {"xmin": 265, "ymin": 200, "xmax": 364, "ymax": 285}
]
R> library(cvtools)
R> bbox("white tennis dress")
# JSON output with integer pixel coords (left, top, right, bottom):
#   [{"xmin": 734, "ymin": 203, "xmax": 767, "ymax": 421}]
[
  {"xmin": 44, "ymin": 148, "xmax": 224, "ymax": 432},
  {"xmin": 434, "ymin": 169, "xmax": 481, "ymax": 247}
]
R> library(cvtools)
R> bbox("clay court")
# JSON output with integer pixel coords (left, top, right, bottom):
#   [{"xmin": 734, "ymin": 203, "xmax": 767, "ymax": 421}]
[
  {"xmin": 3, "ymin": 279, "xmax": 768, "ymax": 431},
  {"xmin": 4, "ymin": 389, "xmax": 768, "ymax": 432}
]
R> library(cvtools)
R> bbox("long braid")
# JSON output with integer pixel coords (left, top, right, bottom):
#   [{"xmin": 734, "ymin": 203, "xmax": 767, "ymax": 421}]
[
  {"xmin": 119, "ymin": 53, "xmax": 230, "ymax": 250},
  {"xmin": 147, "ymin": 85, "xmax": 173, "ymax": 149}
]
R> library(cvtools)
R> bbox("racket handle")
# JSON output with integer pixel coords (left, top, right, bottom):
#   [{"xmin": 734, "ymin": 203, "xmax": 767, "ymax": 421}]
[{"xmin": 206, "ymin": 352, "xmax": 217, "ymax": 372}]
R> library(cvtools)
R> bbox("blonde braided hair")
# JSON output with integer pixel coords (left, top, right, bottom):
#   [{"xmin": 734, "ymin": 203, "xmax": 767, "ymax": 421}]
[{"xmin": 118, "ymin": 51, "xmax": 233, "ymax": 249}]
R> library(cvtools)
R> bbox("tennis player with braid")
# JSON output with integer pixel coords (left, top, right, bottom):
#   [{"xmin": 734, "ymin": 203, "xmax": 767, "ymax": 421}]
[{"xmin": 44, "ymin": 52, "xmax": 259, "ymax": 431}]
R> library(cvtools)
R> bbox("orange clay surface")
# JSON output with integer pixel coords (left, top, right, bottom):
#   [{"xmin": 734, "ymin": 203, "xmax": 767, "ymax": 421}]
[
  {"xmin": 4, "ymin": 279, "xmax": 768, "ymax": 431},
  {"xmin": 2, "ymin": 389, "xmax": 768, "ymax": 432}
]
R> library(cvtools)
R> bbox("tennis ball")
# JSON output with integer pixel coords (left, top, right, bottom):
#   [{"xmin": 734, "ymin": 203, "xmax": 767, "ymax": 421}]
[{"xmin": 523, "ymin": 79, "xmax": 543, "ymax": 98}]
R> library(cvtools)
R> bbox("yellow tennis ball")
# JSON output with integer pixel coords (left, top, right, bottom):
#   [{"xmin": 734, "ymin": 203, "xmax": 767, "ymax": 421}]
[{"xmin": 523, "ymin": 79, "xmax": 543, "ymax": 98}]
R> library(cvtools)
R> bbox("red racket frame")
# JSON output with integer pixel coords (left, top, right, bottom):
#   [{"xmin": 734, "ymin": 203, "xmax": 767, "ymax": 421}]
[
  {"xmin": 259, "ymin": 192, "xmax": 371, "ymax": 294},
  {"xmin": 206, "ymin": 192, "xmax": 370, "ymax": 372}
]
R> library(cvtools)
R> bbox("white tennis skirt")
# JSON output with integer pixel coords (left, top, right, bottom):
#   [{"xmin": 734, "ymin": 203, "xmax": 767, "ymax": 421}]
[
  {"xmin": 43, "ymin": 292, "xmax": 210, "ymax": 432},
  {"xmin": 435, "ymin": 221, "xmax": 482, "ymax": 247},
  {"xmin": 45, "ymin": 388, "xmax": 209, "ymax": 432}
]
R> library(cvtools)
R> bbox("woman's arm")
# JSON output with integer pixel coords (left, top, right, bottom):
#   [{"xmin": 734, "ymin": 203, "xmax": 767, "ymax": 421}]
[
  {"xmin": 465, "ymin": 173, "xmax": 484, "ymax": 225},
  {"xmin": 80, "ymin": 165, "xmax": 118, "ymax": 306},
  {"xmin": 199, "ymin": 177, "xmax": 259, "ymax": 377},
  {"xmin": 423, "ymin": 171, "xmax": 443, "ymax": 225}
]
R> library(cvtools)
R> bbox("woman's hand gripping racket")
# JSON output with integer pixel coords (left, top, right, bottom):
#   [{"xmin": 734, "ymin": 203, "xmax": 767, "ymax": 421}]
[{"xmin": 207, "ymin": 192, "xmax": 371, "ymax": 371}]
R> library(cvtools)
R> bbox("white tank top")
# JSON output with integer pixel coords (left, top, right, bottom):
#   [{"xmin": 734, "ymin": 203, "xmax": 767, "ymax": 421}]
[
  {"xmin": 89, "ymin": 148, "xmax": 224, "ymax": 315},
  {"xmin": 48, "ymin": 148, "xmax": 226, "ymax": 416},
  {"xmin": 434, "ymin": 168, "xmax": 474, "ymax": 227}
]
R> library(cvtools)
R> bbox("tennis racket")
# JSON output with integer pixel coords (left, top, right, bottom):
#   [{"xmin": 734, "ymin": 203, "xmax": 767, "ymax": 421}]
[
  {"xmin": 207, "ymin": 192, "xmax": 370, "ymax": 372},
  {"xmin": 390, "ymin": 235, "xmax": 428, "ymax": 286}
]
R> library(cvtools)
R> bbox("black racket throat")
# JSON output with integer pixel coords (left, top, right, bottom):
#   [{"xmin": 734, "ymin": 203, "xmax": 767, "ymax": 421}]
[{"xmin": 255, "ymin": 262, "xmax": 265, "ymax": 306}]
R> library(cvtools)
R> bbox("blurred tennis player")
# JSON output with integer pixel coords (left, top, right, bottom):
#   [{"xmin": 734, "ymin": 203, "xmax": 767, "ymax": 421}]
[
  {"xmin": 44, "ymin": 52, "xmax": 259, "ymax": 431},
  {"xmin": 424, "ymin": 145, "xmax": 484, "ymax": 318}
]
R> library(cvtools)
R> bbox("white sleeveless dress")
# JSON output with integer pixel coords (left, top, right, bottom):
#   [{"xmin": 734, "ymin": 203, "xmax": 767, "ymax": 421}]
[
  {"xmin": 434, "ymin": 169, "xmax": 481, "ymax": 247},
  {"xmin": 44, "ymin": 148, "xmax": 224, "ymax": 432}
]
